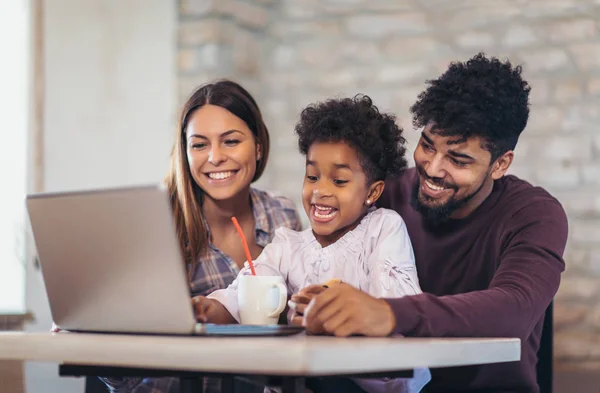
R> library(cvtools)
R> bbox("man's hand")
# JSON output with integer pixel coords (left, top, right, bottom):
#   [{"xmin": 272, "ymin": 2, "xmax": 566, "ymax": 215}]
[
  {"xmin": 288, "ymin": 285, "xmax": 327, "ymax": 333},
  {"xmin": 192, "ymin": 296, "xmax": 236, "ymax": 324},
  {"xmin": 303, "ymin": 283, "xmax": 396, "ymax": 337}
]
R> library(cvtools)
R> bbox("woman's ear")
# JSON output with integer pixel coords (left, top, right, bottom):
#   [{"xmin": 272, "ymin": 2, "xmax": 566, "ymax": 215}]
[
  {"xmin": 366, "ymin": 180, "xmax": 385, "ymax": 206},
  {"xmin": 256, "ymin": 144, "xmax": 262, "ymax": 161}
]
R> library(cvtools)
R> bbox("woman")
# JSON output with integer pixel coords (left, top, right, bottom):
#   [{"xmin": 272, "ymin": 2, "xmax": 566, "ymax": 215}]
[
  {"xmin": 167, "ymin": 79, "xmax": 301, "ymax": 296},
  {"xmin": 101, "ymin": 80, "xmax": 302, "ymax": 393}
]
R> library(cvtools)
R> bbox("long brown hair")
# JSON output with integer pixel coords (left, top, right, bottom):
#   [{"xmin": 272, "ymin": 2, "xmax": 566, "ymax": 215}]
[{"xmin": 165, "ymin": 80, "xmax": 270, "ymax": 268}]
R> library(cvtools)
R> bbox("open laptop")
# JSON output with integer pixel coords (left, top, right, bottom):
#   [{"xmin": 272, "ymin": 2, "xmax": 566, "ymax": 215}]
[{"xmin": 26, "ymin": 184, "xmax": 302, "ymax": 337}]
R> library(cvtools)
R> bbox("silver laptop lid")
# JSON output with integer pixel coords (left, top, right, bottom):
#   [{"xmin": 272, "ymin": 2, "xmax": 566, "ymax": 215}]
[{"xmin": 26, "ymin": 185, "xmax": 197, "ymax": 335}]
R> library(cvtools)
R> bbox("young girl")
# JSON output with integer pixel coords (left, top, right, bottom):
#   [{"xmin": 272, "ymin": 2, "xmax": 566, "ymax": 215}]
[{"xmin": 195, "ymin": 95, "xmax": 431, "ymax": 393}]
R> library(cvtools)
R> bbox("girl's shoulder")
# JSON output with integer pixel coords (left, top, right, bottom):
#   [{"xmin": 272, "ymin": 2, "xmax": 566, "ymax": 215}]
[
  {"xmin": 358, "ymin": 208, "xmax": 409, "ymax": 248},
  {"xmin": 364, "ymin": 207, "xmax": 406, "ymax": 231}
]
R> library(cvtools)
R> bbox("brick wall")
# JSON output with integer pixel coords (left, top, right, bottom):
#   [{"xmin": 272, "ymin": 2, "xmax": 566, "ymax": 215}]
[{"xmin": 177, "ymin": 0, "xmax": 600, "ymax": 370}]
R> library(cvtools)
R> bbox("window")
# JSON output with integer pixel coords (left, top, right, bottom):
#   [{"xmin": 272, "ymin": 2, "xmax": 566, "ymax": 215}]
[{"xmin": 0, "ymin": 1, "xmax": 29, "ymax": 313}]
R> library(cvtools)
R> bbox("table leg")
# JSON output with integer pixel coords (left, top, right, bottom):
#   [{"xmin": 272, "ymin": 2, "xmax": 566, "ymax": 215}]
[
  {"xmin": 221, "ymin": 376, "xmax": 235, "ymax": 393},
  {"xmin": 281, "ymin": 377, "xmax": 305, "ymax": 393},
  {"xmin": 181, "ymin": 377, "xmax": 204, "ymax": 393}
]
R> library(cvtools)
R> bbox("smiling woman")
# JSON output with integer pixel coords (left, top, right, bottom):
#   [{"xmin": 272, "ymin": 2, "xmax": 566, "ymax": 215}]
[
  {"xmin": 166, "ymin": 80, "xmax": 277, "ymax": 273},
  {"xmin": 101, "ymin": 80, "xmax": 302, "ymax": 393}
]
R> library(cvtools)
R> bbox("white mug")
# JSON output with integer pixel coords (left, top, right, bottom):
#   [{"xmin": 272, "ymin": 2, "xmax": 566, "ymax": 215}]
[{"xmin": 237, "ymin": 275, "xmax": 287, "ymax": 325}]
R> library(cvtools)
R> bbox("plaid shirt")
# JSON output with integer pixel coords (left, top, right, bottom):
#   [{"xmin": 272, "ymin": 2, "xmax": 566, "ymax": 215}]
[{"xmin": 102, "ymin": 188, "xmax": 302, "ymax": 393}]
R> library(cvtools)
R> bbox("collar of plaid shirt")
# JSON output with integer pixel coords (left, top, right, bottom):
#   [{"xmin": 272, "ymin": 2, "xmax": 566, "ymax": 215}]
[{"xmin": 202, "ymin": 187, "xmax": 272, "ymax": 247}]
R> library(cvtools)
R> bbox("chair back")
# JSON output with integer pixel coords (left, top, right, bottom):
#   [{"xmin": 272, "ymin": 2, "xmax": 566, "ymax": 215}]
[{"xmin": 536, "ymin": 301, "xmax": 553, "ymax": 393}]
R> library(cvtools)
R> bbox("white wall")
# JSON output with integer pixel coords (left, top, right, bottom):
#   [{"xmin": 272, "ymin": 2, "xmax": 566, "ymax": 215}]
[
  {"xmin": 0, "ymin": 0, "xmax": 29, "ymax": 314},
  {"xmin": 25, "ymin": 1, "xmax": 177, "ymax": 392}
]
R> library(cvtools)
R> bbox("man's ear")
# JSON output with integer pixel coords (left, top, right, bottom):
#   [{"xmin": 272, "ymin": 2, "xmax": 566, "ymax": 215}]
[
  {"xmin": 366, "ymin": 180, "xmax": 385, "ymax": 205},
  {"xmin": 491, "ymin": 150, "xmax": 514, "ymax": 180}
]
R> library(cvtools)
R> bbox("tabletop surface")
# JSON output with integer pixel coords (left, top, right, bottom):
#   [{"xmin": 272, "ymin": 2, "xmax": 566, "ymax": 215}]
[{"xmin": 0, "ymin": 331, "xmax": 521, "ymax": 376}]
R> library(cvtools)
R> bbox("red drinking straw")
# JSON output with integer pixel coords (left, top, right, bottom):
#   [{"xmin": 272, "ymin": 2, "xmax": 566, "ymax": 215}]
[{"xmin": 231, "ymin": 216, "xmax": 256, "ymax": 276}]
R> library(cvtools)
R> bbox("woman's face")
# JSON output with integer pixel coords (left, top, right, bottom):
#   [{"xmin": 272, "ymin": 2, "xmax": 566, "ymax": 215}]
[{"xmin": 185, "ymin": 104, "xmax": 261, "ymax": 202}]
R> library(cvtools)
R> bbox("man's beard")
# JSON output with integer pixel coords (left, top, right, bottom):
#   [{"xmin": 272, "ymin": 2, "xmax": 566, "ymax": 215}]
[{"xmin": 411, "ymin": 165, "xmax": 488, "ymax": 226}]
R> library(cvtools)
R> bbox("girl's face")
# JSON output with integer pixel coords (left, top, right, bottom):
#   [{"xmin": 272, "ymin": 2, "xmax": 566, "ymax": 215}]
[
  {"xmin": 186, "ymin": 105, "xmax": 261, "ymax": 202},
  {"xmin": 302, "ymin": 141, "xmax": 383, "ymax": 247}
]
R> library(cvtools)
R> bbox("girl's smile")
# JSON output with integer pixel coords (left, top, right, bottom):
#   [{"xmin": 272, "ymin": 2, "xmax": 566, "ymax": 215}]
[{"xmin": 310, "ymin": 204, "xmax": 339, "ymax": 223}]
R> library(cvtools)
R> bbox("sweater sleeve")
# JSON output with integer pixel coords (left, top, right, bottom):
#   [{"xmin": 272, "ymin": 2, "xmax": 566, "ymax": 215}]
[{"xmin": 385, "ymin": 199, "xmax": 567, "ymax": 341}]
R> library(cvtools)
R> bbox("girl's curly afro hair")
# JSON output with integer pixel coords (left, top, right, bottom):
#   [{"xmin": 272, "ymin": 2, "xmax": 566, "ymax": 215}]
[{"xmin": 295, "ymin": 94, "xmax": 408, "ymax": 183}]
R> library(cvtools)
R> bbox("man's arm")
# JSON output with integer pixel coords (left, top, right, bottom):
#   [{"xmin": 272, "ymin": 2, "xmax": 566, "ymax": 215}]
[{"xmin": 386, "ymin": 200, "xmax": 567, "ymax": 341}]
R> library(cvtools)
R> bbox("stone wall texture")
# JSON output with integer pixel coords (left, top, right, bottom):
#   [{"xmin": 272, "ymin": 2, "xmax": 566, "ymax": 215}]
[{"xmin": 177, "ymin": 0, "xmax": 600, "ymax": 371}]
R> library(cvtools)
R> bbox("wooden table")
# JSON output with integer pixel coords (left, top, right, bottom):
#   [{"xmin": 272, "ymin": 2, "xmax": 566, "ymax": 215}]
[{"xmin": 0, "ymin": 332, "xmax": 521, "ymax": 392}]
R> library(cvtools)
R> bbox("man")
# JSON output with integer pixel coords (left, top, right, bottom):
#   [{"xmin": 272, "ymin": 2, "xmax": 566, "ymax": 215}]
[{"xmin": 291, "ymin": 53, "xmax": 568, "ymax": 393}]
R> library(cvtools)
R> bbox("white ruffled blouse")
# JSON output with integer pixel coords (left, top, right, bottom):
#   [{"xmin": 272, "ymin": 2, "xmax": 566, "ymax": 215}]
[{"xmin": 210, "ymin": 207, "xmax": 422, "ymax": 321}]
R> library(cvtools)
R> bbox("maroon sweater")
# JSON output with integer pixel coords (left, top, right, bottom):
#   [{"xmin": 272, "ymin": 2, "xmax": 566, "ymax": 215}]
[{"xmin": 378, "ymin": 168, "xmax": 568, "ymax": 393}]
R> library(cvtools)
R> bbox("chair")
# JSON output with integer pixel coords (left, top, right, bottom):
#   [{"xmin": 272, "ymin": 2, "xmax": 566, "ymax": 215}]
[
  {"xmin": 85, "ymin": 377, "xmax": 108, "ymax": 393},
  {"xmin": 536, "ymin": 301, "xmax": 553, "ymax": 393}
]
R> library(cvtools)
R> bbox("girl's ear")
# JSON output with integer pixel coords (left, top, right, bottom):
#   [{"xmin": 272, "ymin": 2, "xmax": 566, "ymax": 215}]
[{"xmin": 366, "ymin": 180, "xmax": 385, "ymax": 206}]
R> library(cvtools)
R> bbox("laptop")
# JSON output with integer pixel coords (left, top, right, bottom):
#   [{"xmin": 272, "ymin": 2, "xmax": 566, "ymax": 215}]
[{"xmin": 26, "ymin": 184, "xmax": 302, "ymax": 337}]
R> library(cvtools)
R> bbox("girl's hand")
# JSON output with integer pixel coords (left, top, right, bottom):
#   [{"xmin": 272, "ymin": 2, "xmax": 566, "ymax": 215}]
[
  {"xmin": 288, "ymin": 285, "xmax": 328, "ymax": 334},
  {"xmin": 191, "ymin": 296, "xmax": 236, "ymax": 324}
]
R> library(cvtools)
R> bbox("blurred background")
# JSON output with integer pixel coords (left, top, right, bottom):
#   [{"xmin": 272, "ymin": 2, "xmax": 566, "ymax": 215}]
[{"xmin": 1, "ymin": 0, "xmax": 599, "ymax": 392}]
